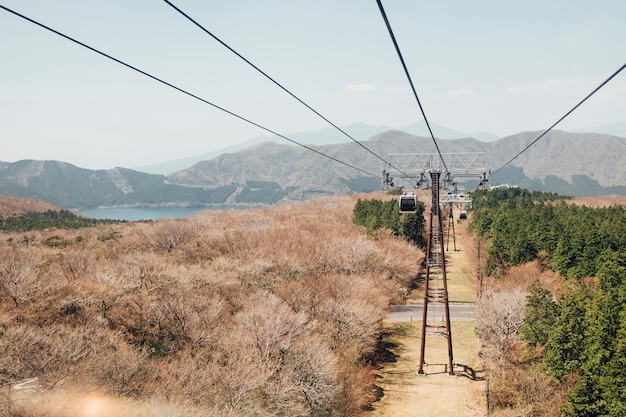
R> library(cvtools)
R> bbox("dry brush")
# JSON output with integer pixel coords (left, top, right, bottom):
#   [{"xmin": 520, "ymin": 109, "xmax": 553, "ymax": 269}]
[{"xmin": 0, "ymin": 194, "xmax": 423, "ymax": 416}]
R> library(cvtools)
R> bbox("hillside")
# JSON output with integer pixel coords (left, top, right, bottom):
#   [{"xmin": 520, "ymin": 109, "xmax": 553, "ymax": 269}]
[
  {"xmin": 488, "ymin": 130, "xmax": 626, "ymax": 188},
  {"xmin": 133, "ymin": 122, "xmax": 499, "ymax": 175},
  {"xmin": 166, "ymin": 129, "xmax": 626, "ymax": 197},
  {"xmin": 0, "ymin": 195, "xmax": 63, "ymax": 218},
  {"xmin": 0, "ymin": 192, "xmax": 423, "ymax": 416},
  {"xmin": 2, "ymin": 189, "xmax": 625, "ymax": 416},
  {"xmin": 468, "ymin": 189, "xmax": 626, "ymax": 416},
  {"xmin": 0, "ymin": 160, "xmax": 236, "ymax": 209},
  {"xmin": 0, "ymin": 129, "xmax": 624, "ymax": 209}
]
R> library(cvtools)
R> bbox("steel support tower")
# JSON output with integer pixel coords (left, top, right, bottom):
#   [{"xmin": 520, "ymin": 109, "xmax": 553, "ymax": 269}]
[
  {"xmin": 418, "ymin": 171, "xmax": 455, "ymax": 376},
  {"xmin": 382, "ymin": 153, "xmax": 489, "ymax": 376}
]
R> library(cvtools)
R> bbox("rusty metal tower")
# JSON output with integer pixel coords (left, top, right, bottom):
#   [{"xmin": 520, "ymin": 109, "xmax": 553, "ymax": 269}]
[
  {"xmin": 382, "ymin": 153, "xmax": 489, "ymax": 376},
  {"xmin": 418, "ymin": 170, "xmax": 455, "ymax": 375}
]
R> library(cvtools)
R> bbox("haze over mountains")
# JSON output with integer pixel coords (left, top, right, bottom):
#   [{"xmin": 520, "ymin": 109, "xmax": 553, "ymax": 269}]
[
  {"xmin": 134, "ymin": 121, "xmax": 499, "ymax": 175},
  {"xmin": 1, "ymin": 123, "xmax": 625, "ymax": 210}
]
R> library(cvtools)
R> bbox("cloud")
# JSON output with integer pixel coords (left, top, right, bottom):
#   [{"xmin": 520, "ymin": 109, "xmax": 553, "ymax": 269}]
[
  {"xmin": 592, "ymin": 78, "xmax": 626, "ymax": 103},
  {"xmin": 505, "ymin": 85, "xmax": 524, "ymax": 94},
  {"xmin": 569, "ymin": 76, "xmax": 585, "ymax": 86},
  {"xmin": 505, "ymin": 76, "xmax": 585, "ymax": 94},
  {"xmin": 343, "ymin": 83, "xmax": 377, "ymax": 93},
  {"xmin": 447, "ymin": 88, "xmax": 475, "ymax": 96},
  {"xmin": 530, "ymin": 78, "xmax": 563, "ymax": 89}
]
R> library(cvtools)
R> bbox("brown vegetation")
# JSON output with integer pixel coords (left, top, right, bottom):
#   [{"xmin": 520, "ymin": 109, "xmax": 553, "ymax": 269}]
[
  {"xmin": 0, "ymin": 195, "xmax": 63, "ymax": 218},
  {"xmin": 571, "ymin": 194, "xmax": 626, "ymax": 208},
  {"xmin": 0, "ymin": 193, "xmax": 423, "ymax": 416},
  {"xmin": 471, "ymin": 247, "xmax": 566, "ymax": 416}
]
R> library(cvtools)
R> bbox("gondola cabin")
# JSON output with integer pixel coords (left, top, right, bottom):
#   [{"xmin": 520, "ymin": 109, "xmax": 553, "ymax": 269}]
[
  {"xmin": 399, "ymin": 192, "xmax": 418, "ymax": 214},
  {"xmin": 459, "ymin": 210, "xmax": 467, "ymax": 220}
]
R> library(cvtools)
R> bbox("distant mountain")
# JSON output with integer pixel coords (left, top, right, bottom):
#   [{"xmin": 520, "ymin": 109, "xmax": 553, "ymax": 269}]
[
  {"xmin": 165, "ymin": 129, "xmax": 626, "ymax": 199},
  {"xmin": 134, "ymin": 122, "xmax": 499, "ymax": 175},
  {"xmin": 1, "ymin": 129, "xmax": 624, "ymax": 209},
  {"xmin": 133, "ymin": 135, "xmax": 271, "ymax": 175},
  {"xmin": 0, "ymin": 160, "xmax": 236, "ymax": 209},
  {"xmin": 575, "ymin": 121, "xmax": 626, "ymax": 138},
  {"xmin": 398, "ymin": 121, "xmax": 499, "ymax": 142},
  {"xmin": 488, "ymin": 130, "xmax": 626, "ymax": 186}
]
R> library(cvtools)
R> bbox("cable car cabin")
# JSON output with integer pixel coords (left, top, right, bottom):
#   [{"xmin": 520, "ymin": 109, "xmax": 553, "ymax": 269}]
[
  {"xmin": 459, "ymin": 210, "xmax": 467, "ymax": 220},
  {"xmin": 399, "ymin": 193, "xmax": 418, "ymax": 214}
]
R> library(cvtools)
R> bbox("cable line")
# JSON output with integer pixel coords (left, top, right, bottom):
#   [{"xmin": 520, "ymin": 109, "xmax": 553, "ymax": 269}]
[
  {"xmin": 163, "ymin": 0, "xmax": 416, "ymax": 181},
  {"xmin": 492, "ymin": 61, "xmax": 626, "ymax": 176},
  {"xmin": 0, "ymin": 4, "xmax": 380, "ymax": 180},
  {"xmin": 376, "ymin": 0, "xmax": 450, "ymax": 174}
]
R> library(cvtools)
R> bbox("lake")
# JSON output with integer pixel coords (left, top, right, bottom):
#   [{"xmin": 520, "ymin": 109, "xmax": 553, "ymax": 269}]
[{"xmin": 79, "ymin": 206, "xmax": 240, "ymax": 221}]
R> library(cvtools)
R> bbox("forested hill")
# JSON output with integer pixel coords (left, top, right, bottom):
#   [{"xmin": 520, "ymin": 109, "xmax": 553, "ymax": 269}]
[
  {"xmin": 469, "ymin": 188, "xmax": 626, "ymax": 415},
  {"xmin": 0, "ymin": 160, "xmax": 236, "ymax": 209}
]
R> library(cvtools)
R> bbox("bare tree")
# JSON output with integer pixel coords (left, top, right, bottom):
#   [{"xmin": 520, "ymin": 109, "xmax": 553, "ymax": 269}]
[
  {"xmin": 57, "ymin": 248, "xmax": 95, "ymax": 281},
  {"xmin": 114, "ymin": 252, "xmax": 163, "ymax": 290},
  {"xmin": 150, "ymin": 219, "xmax": 198, "ymax": 253},
  {"xmin": 0, "ymin": 248, "xmax": 46, "ymax": 307},
  {"xmin": 475, "ymin": 286, "xmax": 527, "ymax": 356}
]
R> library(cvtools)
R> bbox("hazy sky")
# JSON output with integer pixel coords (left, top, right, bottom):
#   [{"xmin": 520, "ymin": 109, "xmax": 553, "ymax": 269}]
[{"xmin": 1, "ymin": 0, "xmax": 625, "ymax": 170}]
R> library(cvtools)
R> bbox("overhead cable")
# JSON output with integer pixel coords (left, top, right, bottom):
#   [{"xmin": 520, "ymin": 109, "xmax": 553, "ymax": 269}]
[
  {"xmin": 0, "ymin": 4, "xmax": 380, "ymax": 179},
  {"xmin": 163, "ymin": 0, "xmax": 416, "ymax": 181},
  {"xmin": 492, "ymin": 61, "xmax": 626, "ymax": 176},
  {"xmin": 375, "ymin": 0, "xmax": 450, "ymax": 174}
]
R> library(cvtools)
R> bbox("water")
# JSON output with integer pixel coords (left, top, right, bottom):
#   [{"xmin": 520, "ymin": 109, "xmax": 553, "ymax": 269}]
[{"xmin": 79, "ymin": 206, "xmax": 238, "ymax": 221}]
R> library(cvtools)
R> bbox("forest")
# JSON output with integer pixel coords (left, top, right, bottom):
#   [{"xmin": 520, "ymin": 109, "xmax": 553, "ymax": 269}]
[
  {"xmin": 0, "ymin": 209, "xmax": 121, "ymax": 232},
  {"xmin": 470, "ymin": 188, "xmax": 626, "ymax": 416},
  {"xmin": 0, "ymin": 193, "xmax": 424, "ymax": 416},
  {"xmin": 352, "ymin": 196, "xmax": 426, "ymax": 247}
]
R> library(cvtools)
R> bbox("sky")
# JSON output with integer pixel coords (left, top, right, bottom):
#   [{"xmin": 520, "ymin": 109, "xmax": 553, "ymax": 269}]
[{"xmin": 1, "ymin": 0, "xmax": 625, "ymax": 170}]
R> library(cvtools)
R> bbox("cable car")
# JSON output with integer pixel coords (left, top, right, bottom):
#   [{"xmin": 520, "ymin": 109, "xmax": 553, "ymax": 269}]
[
  {"xmin": 459, "ymin": 210, "xmax": 467, "ymax": 220},
  {"xmin": 399, "ymin": 192, "xmax": 418, "ymax": 214}
]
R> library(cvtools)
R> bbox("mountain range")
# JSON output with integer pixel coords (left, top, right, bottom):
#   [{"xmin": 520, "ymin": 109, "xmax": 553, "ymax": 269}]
[
  {"xmin": 1, "ymin": 126, "xmax": 625, "ymax": 210},
  {"xmin": 134, "ymin": 121, "xmax": 499, "ymax": 175}
]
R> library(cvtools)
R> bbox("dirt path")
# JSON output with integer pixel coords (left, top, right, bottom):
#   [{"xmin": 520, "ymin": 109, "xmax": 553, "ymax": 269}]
[{"xmin": 368, "ymin": 219, "xmax": 487, "ymax": 417}]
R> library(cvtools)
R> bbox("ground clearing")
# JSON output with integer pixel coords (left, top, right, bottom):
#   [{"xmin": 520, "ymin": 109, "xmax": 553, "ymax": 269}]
[{"xmin": 368, "ymin": 218, "xmax": 487, "ymax": 417}]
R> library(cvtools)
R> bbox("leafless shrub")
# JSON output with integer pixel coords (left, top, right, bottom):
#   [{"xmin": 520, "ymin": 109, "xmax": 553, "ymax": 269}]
[
  {"xmin": 114, "ymin": 252, "xmax": 163, "ymax": 290},
  {"xmin": 104, "ymin": 291, "xmax": 161, "ymax": 348},
  {"xmin": 87, "ymin": 334, "xmax": 147, "ymax": 395},
  {"xmin": 57, "ymin": 248, "xmax": 95, "ymax": 281},
  {"xmin": 0, "ymin": 323, "xmax": 106, "ymax": 388},
  {"xmin": 475, "ymin": 286, "xmax": 527, "ymax": 357},
  {"xmin": 235, "ymin": 292, "xmax": 308, "ymax": 360},
  {"xmin": 0, "ymin": 248, "xmax": 47, "ymax": 307},
  {"xmin": 157, "ymin": 289, "xmax": 227, "ymax": 349},
  {"xmin": 96, "ymin": 224, "xmax": 122, "ymax": 243},
  {"xmin": 215, "ymin": 292, "xmax": 340, "ymax": 416},
  {"xmin": 149, "ymin": 219, "xmax": 198, "ymax": 253},
  {"xmin": 0, "ymin": 194, "xmax": 424, "ymax": 415},
  {"xmin": 472, "ymin": 254, "xmax": 567, "ymax": 416}
]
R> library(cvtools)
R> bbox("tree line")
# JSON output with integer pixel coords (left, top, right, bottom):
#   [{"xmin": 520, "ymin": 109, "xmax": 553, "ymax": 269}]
[
  {"xmin": 352, "ymin": 196, "xmax": 426, "ymax": 247},
  {"xmin": 469, "ymin": 187, "xmax": 626, "ymax": 279},
  {"xmin": 470, "ymin": 187, "xmax": 626, "ymax": 416},
  {"xmin": 0, "ymin": 210, "xmax": 121, "ymax": 232}
]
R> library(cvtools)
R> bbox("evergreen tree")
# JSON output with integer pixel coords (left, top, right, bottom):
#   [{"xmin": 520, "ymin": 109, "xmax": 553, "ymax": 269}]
[
  {"xmin": 352, "ymin": 197, "xmax": 425, "ymax": 246},
  {"xmin": 520, "ymin": 281, "xmax": 559, "ymax": 346},
  {"xmin": 542, "ymin": 282, "xmax": 590, "ymax": 381}
]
